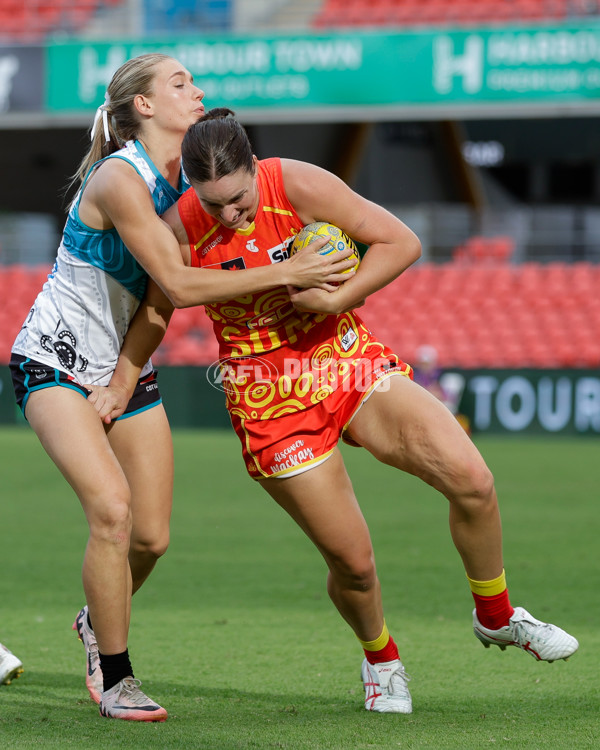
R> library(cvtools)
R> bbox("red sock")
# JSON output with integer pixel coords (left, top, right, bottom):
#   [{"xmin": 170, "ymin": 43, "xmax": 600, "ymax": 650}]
[
  {"xmin": 472, "ymin": 589, "xmax": 514, "ymax": 630},
  {"xmin": 364, "ymin": 636, "xmax": 400, "ymax": 665}
]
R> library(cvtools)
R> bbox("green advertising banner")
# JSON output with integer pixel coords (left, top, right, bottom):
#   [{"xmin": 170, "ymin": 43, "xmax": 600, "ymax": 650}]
[
  {"xmin": 449, "ymin": 368, "xmax": 600, "ymax": 435},
  {"xmin": 2, "ymin": 365, "xmax": 598, "ymax": 434},
  {"xmin": 45, "ymin": 23, "xmax": 600, "ymax": 121}
]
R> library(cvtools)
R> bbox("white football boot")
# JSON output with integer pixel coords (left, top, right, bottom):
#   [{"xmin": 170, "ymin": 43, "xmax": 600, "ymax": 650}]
[
  {"xmin": 361, "ymin": 658, "xmax": 412, "ymax": 713},
  {"xmin": 73, "ymin": 605, "xmax": 103, "ymax": 703},
  {"xmin": 473, "ymin": 606, "xmax": 578, "ymax": 662},
  {"xmin": 99, "ymin": 677, "xmax": 167, "ymax": 722},
  {"xmin": 0, "ymin": 643, "xmax": 23, "ymax": 685}
]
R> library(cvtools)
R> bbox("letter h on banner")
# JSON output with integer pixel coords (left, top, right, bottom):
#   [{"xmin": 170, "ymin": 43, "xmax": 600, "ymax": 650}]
[
  {"xmin": 79, "ymin": 47, "xmax": 128, "ymax": 103},
  {"xmin": 433, "ymin": 35, "xmax": 484, "ymax": 95}
]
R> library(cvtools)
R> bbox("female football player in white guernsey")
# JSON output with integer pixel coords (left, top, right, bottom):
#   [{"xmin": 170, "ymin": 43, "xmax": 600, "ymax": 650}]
[{"xmin": 9, "ymin": 57, "xmax": 354, "ymax": 722}]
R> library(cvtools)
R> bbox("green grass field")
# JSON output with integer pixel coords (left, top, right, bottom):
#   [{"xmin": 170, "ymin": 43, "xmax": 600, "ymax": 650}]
[{"xmin": 0, "ymin": 427, "xmax": 598, "ymax": 749}]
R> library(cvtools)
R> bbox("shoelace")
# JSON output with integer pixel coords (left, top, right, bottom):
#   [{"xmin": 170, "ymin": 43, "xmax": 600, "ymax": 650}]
[
  {"xmin": 511, "ymin": 617, "xmax": 550, "ymax": 647},
  {"xmin": 389, "ymin": 666, "xmax": 411, "ymax": 690},
  {"xmin": 118, "ymin": 678, "xmax": 150, "ymax": 705}
]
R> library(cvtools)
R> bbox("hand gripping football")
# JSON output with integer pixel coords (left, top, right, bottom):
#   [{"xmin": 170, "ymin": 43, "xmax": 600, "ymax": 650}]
[{"xmin": 290, "ymin": 222, "xmax": 361, "ymax": 281}]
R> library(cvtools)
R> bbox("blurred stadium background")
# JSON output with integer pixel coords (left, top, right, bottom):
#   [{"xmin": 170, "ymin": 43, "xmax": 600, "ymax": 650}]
[{"xmin": 1, "ymin": 0, "xmax": 599, "ymax": 435}]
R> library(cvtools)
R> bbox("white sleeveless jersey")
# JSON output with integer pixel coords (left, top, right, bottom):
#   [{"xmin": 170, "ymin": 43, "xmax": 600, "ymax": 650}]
[{"xmin": 12, "ymin": 141, "xmax": 189, "ymax": 386}]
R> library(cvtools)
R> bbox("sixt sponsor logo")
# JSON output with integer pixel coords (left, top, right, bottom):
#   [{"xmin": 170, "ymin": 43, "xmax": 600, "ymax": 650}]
[{"xmin": 267, "ymin": 237, "xmax": 294, "ymax": 264}]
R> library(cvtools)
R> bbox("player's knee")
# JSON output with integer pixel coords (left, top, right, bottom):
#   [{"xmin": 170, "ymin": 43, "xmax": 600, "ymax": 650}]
[
  {"xmin": 330, "ymin": 550, "xmax": 377, "ymax": 592},
  {"xmin": 452, "ymin": 456, "xmax": 496, "ymax": 510},
  {"xmin": 130, "ymin": 530, "xmax": 170, "ymax": 560},
  {"xmin": 481, "ymin": 467, "xmax": 496, "ymax": 502},
  {"xmin": 89, "ymin": 495, "xmax": 133, "ymax": 546},
  {"xmin": 468, "ymin": 459, "xmax": 495, "ymax": 501}
]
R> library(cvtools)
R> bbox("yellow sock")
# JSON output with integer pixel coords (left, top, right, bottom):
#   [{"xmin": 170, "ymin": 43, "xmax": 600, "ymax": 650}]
[
  {"xmin": 358, "ymin": 621, "xmax": 400, "ymax": 664},
  {"xmin": 358, "ymin": 622, "xmax": 390, "ymax": 652},
  {"xmin": 467, "ymin": 569, "xmax": 507, "ymax": 597}
]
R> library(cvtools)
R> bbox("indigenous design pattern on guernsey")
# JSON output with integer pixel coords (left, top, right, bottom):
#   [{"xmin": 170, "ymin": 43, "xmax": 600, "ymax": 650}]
[{"xmin": 222, "ymin": 311, "xmax": 403, "ymax": 422}]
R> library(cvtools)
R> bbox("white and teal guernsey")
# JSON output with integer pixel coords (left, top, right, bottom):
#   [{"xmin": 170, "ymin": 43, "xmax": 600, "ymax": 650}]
[{"xmin": 12, "ymin": 140, "xmax": 189, "ymax": 386}]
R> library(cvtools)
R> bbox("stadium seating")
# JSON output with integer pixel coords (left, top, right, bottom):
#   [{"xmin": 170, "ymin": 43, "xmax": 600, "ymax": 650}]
[
  {"xmin": 0, "ymin": 264, "xmax": 49, "ymax": 360},
  {"xmin": 358, "ymin": 261, "xmax": 600, "ymax": 368},
  {"xmin": 313, "ymin": 0, "xmax": 578, "ymax": 29},
  {"xmin": 1, "ymin": 259, "xmax": 599, "ymax": 370},
  {"xmin": 452, "ymin": 235, "xmax": 515, "ymax": 264},
  {"xmin": 0, "ymin": 0, "xmax": 116, "ymax": 41},
  {"xmin": 0, "ymin": 0, "xmax": 232, "ymax": 41},
  {"xmin": 0, "ymin": 0, "xmax": 592, "ymax": 41}
]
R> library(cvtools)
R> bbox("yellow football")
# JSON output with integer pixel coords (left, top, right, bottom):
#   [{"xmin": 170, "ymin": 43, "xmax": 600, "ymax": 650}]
[{"xmin": 290, "ymin": 222, "xmax": 360, "ymax": 280}]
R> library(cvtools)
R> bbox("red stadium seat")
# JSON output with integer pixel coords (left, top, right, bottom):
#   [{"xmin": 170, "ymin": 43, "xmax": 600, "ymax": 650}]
[
  {"xmin": 67, "ymin": 0, "xmax": 100, "ymax": 30},
  {"xmin": 312, "ymin": 0, "xmax": 572, "ymax": 29},
  {"xmin": 1, "ymin": 261, "xmax": 598, "ymax": 369},
  {"xmin": 358, "ymin": 261, "xmax": 600, "ymax": 369},
  {"xmin": 452, "ymin": 235, "xmax": 515, "ymax": 265},
  {"xmin": 0, "ymin": 0, "xmax": 126, "ymax": 40}
]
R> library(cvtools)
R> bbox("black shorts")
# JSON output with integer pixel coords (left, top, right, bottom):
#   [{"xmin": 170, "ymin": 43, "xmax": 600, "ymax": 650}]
[{"xmin": 9, "ymin": 353, "xmax": 162, "ymax": 421}]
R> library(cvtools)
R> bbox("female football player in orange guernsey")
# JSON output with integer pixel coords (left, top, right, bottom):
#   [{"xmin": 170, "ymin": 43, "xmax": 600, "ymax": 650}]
[
  {"xmin": 95, "ymin": 109, "xmax": 578, "ymax": 714},
  {"xmin": 10, "ymin": 67, "xmax": 354, "ymax": 723}
]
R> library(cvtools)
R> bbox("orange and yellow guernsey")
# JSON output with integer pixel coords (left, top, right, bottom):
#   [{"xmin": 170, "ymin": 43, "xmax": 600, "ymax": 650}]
[{"xmin": 177, "ymin": 158, "xmax": 409, "ymax": 421}]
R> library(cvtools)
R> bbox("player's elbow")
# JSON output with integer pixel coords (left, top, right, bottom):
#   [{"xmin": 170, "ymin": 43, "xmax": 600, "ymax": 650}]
[
  {"xmin": 390, "ymin": 232, "xmax": 421, "ymax": 278},
  {"xmin": 168, "ymin": 291, "xmax": 190, "ymax": 309},
  {"xmin": 392, "ymin": 228, "xmax": 421, "ymax": 271},
  {"xmin": 158, "ymin": 287, "xmax": 179, "ymax": 308},
  {"xmin": 159, "ymin": 280, "xmax": 191, "ymax": 309},
  {"xmin": 407, "ymin": 233, "xmax": 422, "ymax": 265}
]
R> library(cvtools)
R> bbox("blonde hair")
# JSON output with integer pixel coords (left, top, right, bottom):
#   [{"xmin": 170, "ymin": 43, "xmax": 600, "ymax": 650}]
[{"xmin": 70, "ymin": 53, "xmax": 176, "ymax": 191}]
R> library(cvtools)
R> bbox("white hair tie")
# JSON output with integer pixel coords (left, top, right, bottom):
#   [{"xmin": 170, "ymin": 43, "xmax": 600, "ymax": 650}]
[{"xmin": 90, "ymin": 92, "xmax": 111, "ymax": 143}]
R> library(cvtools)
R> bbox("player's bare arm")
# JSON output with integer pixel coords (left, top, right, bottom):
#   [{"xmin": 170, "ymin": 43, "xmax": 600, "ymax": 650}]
[
  {"xmin": 281, "ymin": 159, "xmax": 421, "ymax": 314},
  {"xmin": 158, "ymin": 202, "xmax": 358, "ymax": 303},
  {"xmin": 87, "ymin": 277, "xmax": 173, "ymax": 424},
  {"xmin": 85, "ymin": 161, "xmax": 355, "ymax": 306}
]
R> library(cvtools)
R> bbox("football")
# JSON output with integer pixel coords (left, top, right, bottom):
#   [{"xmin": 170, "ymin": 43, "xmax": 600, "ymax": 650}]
[{"xmin": 290, "ymin": 222, "xmax": 361, "ymax": 280}]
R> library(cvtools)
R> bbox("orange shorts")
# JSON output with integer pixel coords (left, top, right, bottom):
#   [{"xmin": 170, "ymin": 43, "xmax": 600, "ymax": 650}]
[{"xmin": 230, "ymin": 355, "xmax": 412, "ymax": 480}]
